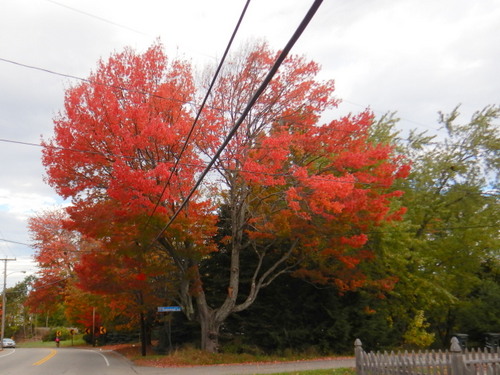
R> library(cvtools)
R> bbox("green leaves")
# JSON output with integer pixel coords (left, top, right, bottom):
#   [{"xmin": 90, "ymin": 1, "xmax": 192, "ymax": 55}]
[{"xmin": 370, "ymin": 105, "xmax": 500, "ymax": 346}]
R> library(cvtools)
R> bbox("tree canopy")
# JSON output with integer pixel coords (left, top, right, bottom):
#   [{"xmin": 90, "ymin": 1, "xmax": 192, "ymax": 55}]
[{"xmin": 28, "ymin": 41, "xmax": 498, "ymax": 354}]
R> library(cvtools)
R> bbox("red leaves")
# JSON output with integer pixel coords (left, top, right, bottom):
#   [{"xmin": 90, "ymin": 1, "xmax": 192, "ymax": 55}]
[
  {"xmin": 36, "ymin": 39, "xmax": 411, "ymax": 321},
  {"xmin": 199, "ymin": 44, "xmax": 409, "ymax": 296},
  {"xmin": 43, "ymin": 42, "xmax": 207, "ymax": 228},
  {"xmin": 41, "ymin": 42, "xmax": 220, "ymax": 293},
  {"xmin": 75, "ymin": 252, "xmax": 147, "ymax": 295},
  {"xmin": 198, "ymin": 43, "xmax": 410, "ymax": 293}
]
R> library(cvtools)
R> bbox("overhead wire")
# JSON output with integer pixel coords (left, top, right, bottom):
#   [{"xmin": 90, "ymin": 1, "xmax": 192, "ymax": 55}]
[
  {"xmin": 148, "ymin": 0, "xmax": 325, "ymax": 246},
  {"xmin": 44, "ymin": 0, "xmax": 149, "ymax": 36},
  {"xmin": 145, "ymin": 0, "xmax": 252, "ymax": 228},
  {"xmin": 0, "ymin": 58, "xmax": 443, "ymax": 138},
  {"xmin": 0, "ymin": 239, "xmax": 34, "ymax": 247},
  {"xmin": 43, "ymin": 0, "xmax": 217, "ymax": 62},
  {"xmin": 2, "ymin": 2, "xmax": 493, "ymax": 256},
  {"xmin": 30, "ymin": 276, "xmax": 71, "ymax": 290},
  {"xmin": 3, "ymin": 223, "xmax": 499, "ymax": 251},
  {"xmin": 0, "ymin": 229, "xmax": 16, "ymax": 258},
  {"xmin": 1, "ymin": 133, "xmax": 498, "ymax": 195},
  {"xmin": 0, "ymin": 136, "xmax": 398, "ymax": 188},
  {"xmin": 0, "ymin": 59, "xmax": 444, "ymax": 137},
  {"xmin": 1, "ymin": 132, "xmax": 484, "ymax": 157},
  {"xmin": 0, "ymin": 56, "xmax": 197, "ymax": 108}
]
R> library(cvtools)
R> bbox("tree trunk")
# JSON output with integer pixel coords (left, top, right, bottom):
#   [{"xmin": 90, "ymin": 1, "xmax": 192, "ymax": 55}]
[
  {"xmin": 140, "ymin": 311, "xmax": 147, "ymax": 356},
  {"xmin": 199, "ymin": 310, "xmax": 221, "ymax": 353},
  {"xmin": 194, "ymin": 269, "xmax": 224, "ymax": 353}
]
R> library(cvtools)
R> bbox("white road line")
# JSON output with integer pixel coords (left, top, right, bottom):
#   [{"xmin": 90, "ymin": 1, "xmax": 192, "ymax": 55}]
[
  {"xmin": 83, "ymin": 349, "xmax": 110, "ymax": 366},
  {"xmin": 0, "ymin": 349, "xmax": 16, "ymax": 358}
]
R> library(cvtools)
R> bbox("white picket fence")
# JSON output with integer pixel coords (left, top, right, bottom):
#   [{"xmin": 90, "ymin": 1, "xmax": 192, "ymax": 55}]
[{"xmin": 355, "ymin": 337, "xmax": 500, "ymax": 375}]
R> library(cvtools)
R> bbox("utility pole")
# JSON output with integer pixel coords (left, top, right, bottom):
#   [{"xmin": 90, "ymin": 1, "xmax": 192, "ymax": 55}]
[
  {"xmin": 1, "ymin": 258, "xmax": 16, "ymax": 350},
  {"xmin": 92, "ymin": 307, "xmax": 96, "ymax": 347}
]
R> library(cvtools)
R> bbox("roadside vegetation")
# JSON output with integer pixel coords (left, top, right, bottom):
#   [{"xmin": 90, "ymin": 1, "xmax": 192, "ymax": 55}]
[
  {"xmin": 18, "ymin": 335, "xmax": 86, "ymax": 348},
  {"xmin": 110, "ymin": 343, "xmax": 352, "ymax": 367}
]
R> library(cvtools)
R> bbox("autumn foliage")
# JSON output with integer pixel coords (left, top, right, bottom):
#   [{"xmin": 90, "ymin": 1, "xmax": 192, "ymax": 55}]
[
  {"xmin": 29, "ymin": 41, "xmax": 410, "ymax": 351},
  {"xmin": 197, "ymin": 43, "xmax": 409, "ymax": 291},
  {"xmin": 42, "ymin": 44, "xmax": 217, "ymax": 248},
  {"xmin": 26, "ymin": 210, "xmax": 78, "ymax": 315}
]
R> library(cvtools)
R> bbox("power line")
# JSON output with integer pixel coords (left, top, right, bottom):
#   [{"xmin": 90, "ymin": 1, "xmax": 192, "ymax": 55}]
[
  {"xmin": 149, "ymin": 0, "xmax": 325, "ymax": 246},
  {"xmin": 30, "ymin": 276, "xmax": 71, "ymax": 291},
  {"xmin": 0, "ymin": 57, "xmax": 442, "ymax": 138},
  {"xmin": 45, "ymin": 0, "xmax": 149, "ymax": 36},
  {"xmin": 0, "ymin": 136, "xmax": 396, "ymax": 187},
  {"xmin": 0, "ymin": 137, "xmax": 123, "ymax": 159},
  {"xmin": 146, "ymin": 0, "xmax": 252, "ymax": 227},
  {"xmin": 0, "ymin": 57, "xmax": 195, "ymax": 108},
  {"xmin": 43, "ymin": 0, "xmax": 217, "ymax": 62},
  {"xmin": 0, "ymin": 137, "xmax": 285, "ymax": 180},
  {"xmin": 4, "ymin": 223, "xmax": 498, "ymax": 253},
  {"xmin": 3, "ymin": 135, "xmax": 498, "ymax": 197},
  {"xmin": 342, "ymin": 99, "xmax": 438, "ymax": 130},
  {"xmin": 0, "ymin": 56, "xmax": 250, "ymax": 122},
  {"xmin": 0, "ymin": 239, "xmax": 33, "ymax": 248}
]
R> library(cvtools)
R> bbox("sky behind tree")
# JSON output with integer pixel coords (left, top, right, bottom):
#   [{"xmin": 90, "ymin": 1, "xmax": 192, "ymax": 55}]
[{"xmin": 1, "ymin": 0, "xmax": 499, "ymax": 286}]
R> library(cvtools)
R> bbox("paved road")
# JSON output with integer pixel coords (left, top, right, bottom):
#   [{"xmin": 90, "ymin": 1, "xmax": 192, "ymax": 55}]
[
  {"xmin": 0, "ymin": 347, "xmax": 137, "ymax": 375},
  {"xmin": 0, "ymin": 347, "xmax": 354, "ymax": 375}
]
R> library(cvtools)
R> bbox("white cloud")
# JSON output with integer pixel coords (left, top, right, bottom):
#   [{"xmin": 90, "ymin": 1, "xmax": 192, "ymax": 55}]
[{"xmin": 0, "ymin": 188, "xmax": 59, "ymax": 221}]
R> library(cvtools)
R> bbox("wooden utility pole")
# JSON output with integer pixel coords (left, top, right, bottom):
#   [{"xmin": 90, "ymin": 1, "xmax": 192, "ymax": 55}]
[{"xmin": 1, "ymin": 258, "xmax": 16, "ymax": 350}]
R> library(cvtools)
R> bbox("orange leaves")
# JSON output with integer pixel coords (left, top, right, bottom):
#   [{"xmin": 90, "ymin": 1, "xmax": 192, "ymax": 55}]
[
  {"xmin": 220, "ymin": 65, "xmax": 409, "ymax": 294},
  {"xmin": 339, "ymin": 234, "xmax": 369, "ymax": 249},
  {"xmin": 197, "ymin": 43, "xmax": 408, "ymax": 275},
  {"xmin": 75, "ymin": 252, "xmax": 148, "ymax": 295},
  {"xmin": 43, "ymin": 41, "xmax": 219, "ymax": 261},
  {"xmin": 241, "ymin": 108, "xmax": 406, "ymax": 238},
  {"xmin": 44, "ymin": 42, "xmax": 200, "ymax": 213},
  {"xmin": 37, "ymin": 38, "xmax": 412, "ymax": 326}
]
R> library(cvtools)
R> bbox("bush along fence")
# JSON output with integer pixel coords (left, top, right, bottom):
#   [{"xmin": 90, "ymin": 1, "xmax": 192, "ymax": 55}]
[{"xmin": 354, "ymin": 337, "xmax": 500, "ymax": 375}]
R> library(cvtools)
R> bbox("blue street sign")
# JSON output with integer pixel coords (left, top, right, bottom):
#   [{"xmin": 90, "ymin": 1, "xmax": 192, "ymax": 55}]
[{"xmin": 157, "ymin": 306, "xmax": 182, "ymax": 312}]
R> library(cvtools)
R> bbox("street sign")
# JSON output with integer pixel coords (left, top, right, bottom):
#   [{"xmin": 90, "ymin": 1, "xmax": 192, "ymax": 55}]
[{"xmin": 157, "ymin": 306, "xmax": 182, "ymax": 312}]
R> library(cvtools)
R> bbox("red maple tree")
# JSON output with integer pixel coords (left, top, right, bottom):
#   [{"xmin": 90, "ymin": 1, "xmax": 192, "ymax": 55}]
[{"xmin": 26, "ymin": 210, "xmax": 80, "ymax": 316}]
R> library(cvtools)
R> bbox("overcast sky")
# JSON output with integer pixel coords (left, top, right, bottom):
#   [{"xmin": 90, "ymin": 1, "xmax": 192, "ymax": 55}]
[{"xmin": 1, "ymin": 0, "xmax": 499, "ymax": 287}]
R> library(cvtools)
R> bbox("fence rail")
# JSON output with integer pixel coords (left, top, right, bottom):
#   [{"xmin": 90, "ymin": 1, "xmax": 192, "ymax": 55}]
[{"xmin": 355, "ymin": 337, "xmax": 500, "ymax": 375}]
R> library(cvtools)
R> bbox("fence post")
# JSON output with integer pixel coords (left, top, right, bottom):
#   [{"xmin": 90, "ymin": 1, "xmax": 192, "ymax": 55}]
[
  {"xmin": 355, "ymin": 338, "xmax": 364, "ymax": 375},
  {"xmin": 450, "ymin": 336, "xmax": 464, "ymax": 375}
]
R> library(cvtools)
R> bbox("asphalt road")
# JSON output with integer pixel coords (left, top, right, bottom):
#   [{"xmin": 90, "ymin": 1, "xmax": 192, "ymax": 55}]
[
  {"xmin": 0, "ymin": 347, "xmax": 137, "ymax": 375},
  {"xmin": 0, "ymin": 347, "xmax": 355, "ymax": 375}
]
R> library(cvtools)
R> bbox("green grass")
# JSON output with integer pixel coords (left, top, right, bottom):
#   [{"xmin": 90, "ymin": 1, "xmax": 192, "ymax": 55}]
[{"xmin": 18, "ymin": 336, "xmax": 87, "ymax": 348}]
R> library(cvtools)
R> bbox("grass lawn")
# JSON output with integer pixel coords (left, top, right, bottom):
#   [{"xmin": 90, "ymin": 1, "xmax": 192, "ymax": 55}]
[{"xmin": 18, "ymin": 336, "xmax": 87, "ymax": 348}]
